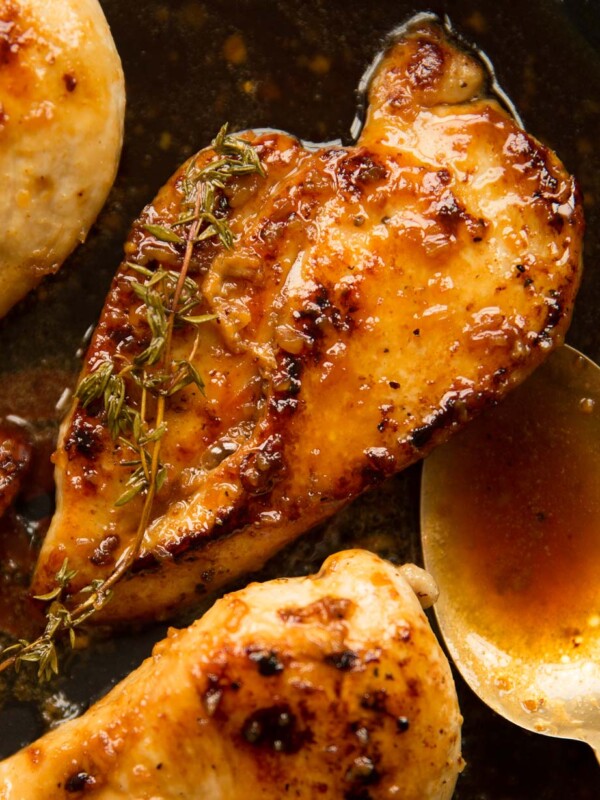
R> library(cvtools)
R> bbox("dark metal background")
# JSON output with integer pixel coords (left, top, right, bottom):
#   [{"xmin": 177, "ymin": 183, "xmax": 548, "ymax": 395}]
[{"xmin": 0, "ymin": 0, "xmax": 599, "ymax": 796}]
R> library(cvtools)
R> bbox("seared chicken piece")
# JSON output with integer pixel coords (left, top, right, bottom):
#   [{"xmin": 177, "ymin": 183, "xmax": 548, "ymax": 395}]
[
  {"xmin": 33, "ymin": 20, "xmax": 583, "ymax": 620},
  {"xmin": 0, "ymin": 0, "xmax": 125, "ymax": 318},
  {"xmin": 1, "ymin": 550, "xmax": 463, "ymax": 799},
  {"xmin": 0, "ymin": 424, "xmax": 30, "ymax": 518}
]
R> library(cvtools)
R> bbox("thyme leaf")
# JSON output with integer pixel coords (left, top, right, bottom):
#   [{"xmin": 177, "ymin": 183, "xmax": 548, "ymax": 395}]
[{"xmin": 75, "ymin": 361, "xmax": 114, "ymax": 408}]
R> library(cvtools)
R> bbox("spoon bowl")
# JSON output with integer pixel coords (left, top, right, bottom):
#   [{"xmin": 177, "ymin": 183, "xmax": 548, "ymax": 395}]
[{"xmin": 421, "ymin": 344, "xmax": 600, "ymax": 762}]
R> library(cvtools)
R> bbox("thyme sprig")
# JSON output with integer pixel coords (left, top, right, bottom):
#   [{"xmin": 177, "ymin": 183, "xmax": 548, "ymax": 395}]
[{"xmin": 0, "ymin": 125, "xmax": 265, "ymax": 681}]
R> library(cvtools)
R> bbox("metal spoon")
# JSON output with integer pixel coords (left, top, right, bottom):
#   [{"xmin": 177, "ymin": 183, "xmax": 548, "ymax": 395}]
[{"xmin": 421, "ymin": 344, "xmax": 600, "ymax": 762}]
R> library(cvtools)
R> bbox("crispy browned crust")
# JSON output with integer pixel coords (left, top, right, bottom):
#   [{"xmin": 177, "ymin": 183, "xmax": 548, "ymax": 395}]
[
  {"xmin": 2, "ymin": 551, "xmax": 463, "ymax": 799},
  {"xmin": 33, "ymin": 20, "xmax": 583, "ymax": 621}
]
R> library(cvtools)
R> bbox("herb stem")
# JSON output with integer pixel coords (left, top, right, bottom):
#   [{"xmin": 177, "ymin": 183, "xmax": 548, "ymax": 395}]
[
  {"xmin": 139, "ymin": 382, "xmax": 151, "ymax": 485},
  {"xmin": 168, "ymin": 189, "xmax": 203, "ymax": 354},
  {"xmin": 57, "ymin": 188, "xmax": 203, "ymax": 615}
]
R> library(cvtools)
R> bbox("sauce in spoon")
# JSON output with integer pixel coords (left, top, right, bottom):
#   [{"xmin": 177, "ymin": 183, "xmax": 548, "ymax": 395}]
[{"xmin": 421, "ymin": 345, "xmax": 600, "ymax": 759}]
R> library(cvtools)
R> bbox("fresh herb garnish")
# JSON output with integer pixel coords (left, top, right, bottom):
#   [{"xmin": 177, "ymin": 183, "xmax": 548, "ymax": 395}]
[{"xmin": 0, "ymin": 125, "xmax": 264, "ymax": 680}]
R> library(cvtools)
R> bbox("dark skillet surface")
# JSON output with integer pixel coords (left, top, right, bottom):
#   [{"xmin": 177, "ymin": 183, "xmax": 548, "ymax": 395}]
[{"xmin": 0, "ymin": 0, "xmax": 599, "ymax": 796}]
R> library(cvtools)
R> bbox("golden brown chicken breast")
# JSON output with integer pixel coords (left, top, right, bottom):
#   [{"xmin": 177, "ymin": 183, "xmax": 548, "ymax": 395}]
[
  {"xmin": 32, "ymin": 19, "xmax": 583, "ymax": 621},
  {"xmin": 0, "ymin": 550, "xmax": 463, "ymax": 800},
  {"xmin": 0, "ymin": 0, "xmax": 125, "ymax": 318}
]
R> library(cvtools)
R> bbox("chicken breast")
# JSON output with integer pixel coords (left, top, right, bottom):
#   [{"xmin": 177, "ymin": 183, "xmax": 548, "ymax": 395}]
[
  {"xmin": 0, "ymin": 424, "xmax": 30, "ymax": 518},
  {"xmin": 0, "ymin": 0, "xmax": 125, "ymax": 318},
  {"xmin": 0, "ymin": 550, "xmax": 463, "ymax": 799},
  {"xmin": 33, "ymin": 19, "xmax": 583, "ymax": 620}
]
